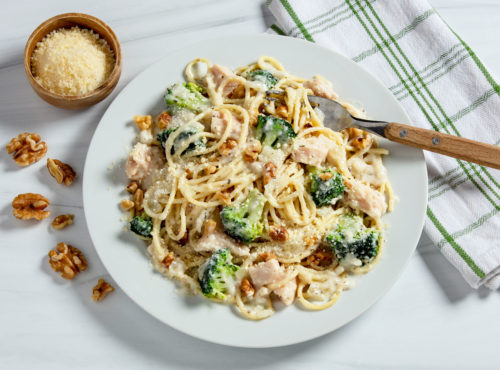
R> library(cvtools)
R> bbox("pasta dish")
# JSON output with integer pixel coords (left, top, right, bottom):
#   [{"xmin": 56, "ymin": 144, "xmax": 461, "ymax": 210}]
[{"xmin": 123, "ymin": 56, "xmax": 393, "ymax": 320}]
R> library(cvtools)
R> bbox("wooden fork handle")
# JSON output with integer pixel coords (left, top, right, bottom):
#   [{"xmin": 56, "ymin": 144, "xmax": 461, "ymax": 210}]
[{"xmin": 384, "ymin": 122, "xmax": 500, "ymax": 170}]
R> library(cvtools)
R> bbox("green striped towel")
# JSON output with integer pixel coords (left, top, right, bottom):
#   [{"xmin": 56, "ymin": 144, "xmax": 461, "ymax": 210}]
[{"xmin": 267, "ymin": 0, "xmax": 500, "ymax": 290}]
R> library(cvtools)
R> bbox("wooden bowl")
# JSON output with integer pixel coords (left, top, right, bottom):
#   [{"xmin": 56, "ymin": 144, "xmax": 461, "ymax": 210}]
[{"xmin": 24, "ymin": 13, "xmax": 122, "ymax": 109}]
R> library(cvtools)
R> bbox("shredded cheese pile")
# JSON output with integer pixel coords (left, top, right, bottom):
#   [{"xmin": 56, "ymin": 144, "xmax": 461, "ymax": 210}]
[{"xmin": 31, "ymin": 26, "xmax": 115, "ymax": 96}]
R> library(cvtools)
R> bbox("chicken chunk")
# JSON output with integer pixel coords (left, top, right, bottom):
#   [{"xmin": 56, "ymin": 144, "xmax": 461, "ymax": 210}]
[
  {"xmin": 304, "ymin": 75, "xmax": 338, "ymax": 100},
  {"xmin": 210, "ymin": 64, "xmax": 240, "ymax": 96},
  {"xmin": 273, "ymin": 278, "xmax": 297, "ymax": 306},
  {"xmin": 211, "ymin": 110, "xmax": 242, "ymax": 140},
  {"xmin": 248, "ymin": 259, "xmax": 284, "ymax": 289},
  {"xmin": 194, "ymin": 230, "xmax": 249, "ymax": 257},
  {"xmin": 345, "ymin": 179, "xmax": 387, "ymax": 218},
  {"xmin": 293, "ymin": 135, "xmax": 333, "ymax": 167},
  {"xmin": 126, "ymin": 143, "xmax": 159, "ymax": 182}
]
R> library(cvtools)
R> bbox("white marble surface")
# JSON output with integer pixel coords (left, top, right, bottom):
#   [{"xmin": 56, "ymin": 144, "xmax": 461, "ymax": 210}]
[{"xmin": 1, "ymin": 1, "xmax": 499, "ymax": 369}]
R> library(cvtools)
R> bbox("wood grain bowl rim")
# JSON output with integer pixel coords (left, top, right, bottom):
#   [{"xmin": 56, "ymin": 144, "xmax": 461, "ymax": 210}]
[{"xmin": 24, "ymin": 12, "xmax": 122, "ymax": 108}]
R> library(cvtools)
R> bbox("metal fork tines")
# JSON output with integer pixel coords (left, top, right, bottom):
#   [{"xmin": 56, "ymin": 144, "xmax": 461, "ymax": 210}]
[{"xmin": 265, "ymin": 90, "xmax": 386, "ymax": 135}]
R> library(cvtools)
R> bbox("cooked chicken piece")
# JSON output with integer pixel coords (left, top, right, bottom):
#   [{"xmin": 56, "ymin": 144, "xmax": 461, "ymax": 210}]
[
  {"xmin": 211, "ymin": 110, "xmax": 242, "ymax": 140},
  {"xmin": 126, "ymin": 143, "xmax": 159, "ymax": 181},
  {"xmin": 248, "ymin": 259, "xmax": 284, "ymax": 289},
  {"xmin": 210, "ymin": 64, "xmax": 240, "ymax": 96},
  {"xmin": 293, "ymin": 135, "xmax": 333, "ymax": 167},
  {"xmin": 345, "ymin": 179, "xmax": 387, "ymax": 218},
  {"xmin": 193, "ymin": 230, "xmax": 250, "ymax": 257},
  {"xmin": 304, "ymin": 75, "xmax": 338, "ymax": 100},
  {"xmin": 273, "ymin": 278, "xmax": 297, "ymax": 306}
]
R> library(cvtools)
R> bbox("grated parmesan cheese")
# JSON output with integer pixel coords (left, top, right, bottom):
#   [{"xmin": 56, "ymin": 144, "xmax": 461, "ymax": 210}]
[{"xmin": 31, "ymin": 26, "xmax": 115, "ymax": 96}]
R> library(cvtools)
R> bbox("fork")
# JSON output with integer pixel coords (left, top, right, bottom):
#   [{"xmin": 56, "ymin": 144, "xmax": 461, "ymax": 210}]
[{"xmin": 266, "ymin": 90, "xmax": 500, "ymax": 170}]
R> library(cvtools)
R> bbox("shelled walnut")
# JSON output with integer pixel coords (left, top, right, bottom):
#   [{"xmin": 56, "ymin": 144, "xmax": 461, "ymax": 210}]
[
  {"xmin": 240, "ymin": 278, "xmax": 255, "ymax": 298},
  {"xmin": 161, "ymin": 252, "xmax": 175, "ymax": 269},
  {"xmin": 6, "ymin": 132, "xmax": 47, "ymax": 166},
  {"xmin": 157, "ymin": 111, "xmax": 171, "ymax": 129},
  {"xmin": 263, "ymin": 162, "xmax": 277, "ymax": 185},
  {"xmin": 120, "ymin": 199, "xmax": 134, "ymax": 211},
  {"xmin": 219, "ymin": 139, "xmax": 237, "ymax": 156},
  {"xmin": 92, "ymin": 278, "xmax": 115, "ymax": 301},
  {"xmin": 52, "ymin": 214, "xmax": 74, "ymax": 229},
  {"xmin": 133, "ymin": 188, "xmax": 144, "ymax": 210},
  {"xmin": 133, "ymin": 115, "xmax": 153, "ymax": 130},
  {"xmin": 203, "ymin": 219, "xmax": 217, "ymax": 236},
  {"xmin": 257, "ymin": 252, "xmax": 277, "ymax": 262},
  {"xmin": 243, "ymin": 140, "xmax": 261, "ymax": 162},
  {"xmin": 269, "ymin": 225, "xmax": 288, "ymax": 241},
  {"xmin": 47, "ymin": 158, "xmax": 76, "ymax": 186},
  {"xmin": 48, "ymin": 242, "xmax": 88, "ymax": 280},
  {"xmin": 12, "ymin": 193, "xmax": 50, "ymax": 220},
  {"xmin": 126, "ymin": 181, "xmax": 138, "ymax": 194}
]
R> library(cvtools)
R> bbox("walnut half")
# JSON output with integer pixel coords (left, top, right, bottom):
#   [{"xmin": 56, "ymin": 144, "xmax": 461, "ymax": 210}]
[
  {"xmin": 92, "ymin": 279, "xmax": 115, "ymax": 301},
  {"xmin": 240, "ymin": 278, "xmax": 255, "ymax": 298},
  {"xmin": 47, "ymin": 158, "xmax": 76, "ymax": 186},
  {"xmin": 12, "ymin": 193, "xmax": 50, "ymax": 220},
  {"xmin": 133, "ymin": 115, "xmax": 153, "ymax": 130},
  {"xmin": 269, "ymin": 225, "xmax": 288, "ymax": 242},
  {"xmin": 48, "ymin": 242, "xmax": 88, "ymax": 280},
  {"xmin": 6, "ymin": 132, "xmax": 47, "ymax": 166},
  {"xmin": 52, "ymin": 214, "xmax": 74, "ymax": 229}
]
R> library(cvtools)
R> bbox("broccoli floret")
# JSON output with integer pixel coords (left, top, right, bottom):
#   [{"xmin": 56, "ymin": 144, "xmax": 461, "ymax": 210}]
[
  {"xmin": 247, "ymin": 69, "xmax": 278, "ymax": 89},
  {"xmin": 325, "ymin": 214, "xmax": 380, "ymax": 266},
  {"xmin": 157, "ymin": 122, "xmax": 206, "ymax": 155},
  {"xmin": 255, "ymin": 114, "xmax": 296, "ymax": 148},
  {"xmin": 165, "ymin": 82, "xmax": 210, "ymax": 114},
  {"xmin": 220, "ymin": 190, "xmax": 266, "ymax": 243},
  {"xmin": 130, "ymin": 213, "xmax": 153, "ymax": 238},
  {"xmin": 308, "ymin": 168, "xmax": 345, "ymax": 207},
  {"xmin": 199, "ymin": 248, "xmax": 239, "ymax": 300}
]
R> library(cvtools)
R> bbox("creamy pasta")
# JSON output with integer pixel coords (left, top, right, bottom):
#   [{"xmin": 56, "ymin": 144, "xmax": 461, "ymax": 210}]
[{"xmin": 123, "ymin": 56, "xmax": 393, "ymax": 320}]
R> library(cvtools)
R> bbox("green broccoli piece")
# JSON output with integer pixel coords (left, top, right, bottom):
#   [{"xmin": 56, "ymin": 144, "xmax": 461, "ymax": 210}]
[
  {"xmin": 130, "ymin": 213, "xmax": 153, "ymax": 238},
  {"xmin": 199, "ymin": 248, "xmax": 239, "ymax": 300},
  {"xmin": 325, "ymin": 214, "xmax": 380, "ymax": 266},
  {"xmin": 220, "ymin": 190, "xmax": 266, "ymax": 243},
  {"xmin": 308, "ymin": 168, "xmax": 345, "ymax": 207},
  {"xmin": 165, "ymin": 82, "xmax": 210, "ymax": 114},
  {"xmin": 157, "ymin": 122, "xmax": 206, "ymax": 155},
  {"xmin": 255, "ymin": 114, "xmax": 296, "ymax": 148},
  {"xmin": 247, "ymin": 70, "xmax": 278, "ymax": 89}
]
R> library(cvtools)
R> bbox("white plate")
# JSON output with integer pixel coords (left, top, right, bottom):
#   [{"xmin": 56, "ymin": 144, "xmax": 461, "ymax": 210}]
[{"xmin": 83, "ymin": 34, "xmax": 427, "ymax": 348}]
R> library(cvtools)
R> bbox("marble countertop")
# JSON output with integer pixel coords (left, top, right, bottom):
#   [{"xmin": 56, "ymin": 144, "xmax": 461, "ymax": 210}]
[{"xmin": 1, "ymin": 1, "xmax": 499, "ymax": 369}]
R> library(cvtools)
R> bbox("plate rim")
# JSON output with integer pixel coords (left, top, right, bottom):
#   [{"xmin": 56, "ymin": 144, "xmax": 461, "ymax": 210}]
[{"xmin": 83, "ymin": 33, "xmax": 428, "ymax": 348}]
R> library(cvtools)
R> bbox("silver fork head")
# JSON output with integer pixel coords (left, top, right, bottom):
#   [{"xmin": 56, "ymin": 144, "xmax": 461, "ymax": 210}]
[
  {"xmin": 265, "ymin": 91, "xmax": 355, "ymax": 132},
  {"xmin": 307, "ymin": 95, "xmax": 356, "ymax": 132}
]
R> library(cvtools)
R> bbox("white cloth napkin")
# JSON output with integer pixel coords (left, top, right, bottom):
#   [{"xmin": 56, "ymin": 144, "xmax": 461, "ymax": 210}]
[{"xmin": 267, "ymin": 0, "xmax": 500, "ymax": 289}]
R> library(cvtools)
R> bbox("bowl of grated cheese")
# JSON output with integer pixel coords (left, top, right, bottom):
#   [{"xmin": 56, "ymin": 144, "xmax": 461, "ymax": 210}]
[{"xmin": 24, "ymin": 13, "xmax": 122, "ymax": 109}]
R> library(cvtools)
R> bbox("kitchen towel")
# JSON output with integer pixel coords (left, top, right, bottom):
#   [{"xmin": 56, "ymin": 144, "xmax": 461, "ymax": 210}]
[{"xmin": 267, "ymin": 0, "xmax": 500, "ymax": 289}]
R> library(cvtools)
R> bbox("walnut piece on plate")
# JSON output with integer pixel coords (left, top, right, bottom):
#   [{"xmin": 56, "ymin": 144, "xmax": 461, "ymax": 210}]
[
  {"xmin": 156, "ymin": 111, "xmax": 171, "ymax": 129},
  {"xmin": 161, "ymin": 252, "xmax": 175, "ymax": 269},
  {"xmin": 269, "ymin": 225, "xmax": 288, "ymax": 241},
  {"xmin": 52, "ymin": 214, "xmax": 74, "ymax": 229},
  {"xmin": 6, "ymin": 133, "xmax": 47, "ymax": 166},
  {"xmin": 92, "ymin": 278, "xmax": 115, "ymax": 301},
  {"xmin": 243, "ymin": 140, "xmax": 261, "ymax": 162},
  {"xmin": 47, "ymin": 158, "xmax": 76, "ymax": 186},
  {"xmin": 133, "ymin": 115, "xmax": 153, "ymax": 130},
  {"xmin": 48, "ymin": 242, "xmax": 88, "ymax": 280},
  {"xmin": 12, "ymin": 193, "xmax": 50, "ymax": 220},
  {"xmin": 120, "ymin": 199, "xmax": 134, "ymax": 211}
]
